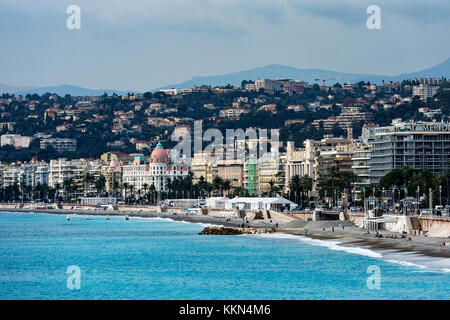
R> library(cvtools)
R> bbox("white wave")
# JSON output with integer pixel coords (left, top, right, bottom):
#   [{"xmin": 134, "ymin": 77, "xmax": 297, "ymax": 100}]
[
  {"xmin": 383, "ymin": 254, "xmax": 450, "ymax": 273},
  {"xmin": 253, "ymin": 233, "xmax": 450, "ymax": 273},
  {"xmin": 138, "ymin": 216, "xmax": 224, "ymax": 228},
  {"xmin": 385, "ymin": 259, "xmax": 428, "ymax": 269},
  {"xmin": 173, "ymin": 219, "xmax": 224, "ymax": 228},
  {"xmin": 250, "ymin": 233, "xmax": 382, "ymax": 258}
]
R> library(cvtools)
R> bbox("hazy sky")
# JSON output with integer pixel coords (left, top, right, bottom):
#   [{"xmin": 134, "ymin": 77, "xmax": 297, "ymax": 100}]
[{"xmin": 1, "ymin": 0, "xmax": 450, "ymax": 91}]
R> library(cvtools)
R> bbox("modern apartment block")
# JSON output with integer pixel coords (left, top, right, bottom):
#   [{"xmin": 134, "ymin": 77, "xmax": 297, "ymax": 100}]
[
  {"xmin": 40, "ymin": 138, "xmax": 77, "ymax": 153},
  {"xmin": 369, "ymin": 121, "xmax": 450, "ymax": 183},
  {"xmin": 0, "ymin": 162, "xmax": 49, "ymax": 188},
  {"xmin": 352, "ymin": 144, "xmax": 371, "ymax": 200},
  {"xmin": 0, "ymin": 134, "xmax": 33, "ymax": 148},
  {"xmin": 412, "ymin": 84, "xmax": 439, "ymax": 100},
  {"xmin": 243, "ymin": 158, "xmax": 258, "ymax": 195}
]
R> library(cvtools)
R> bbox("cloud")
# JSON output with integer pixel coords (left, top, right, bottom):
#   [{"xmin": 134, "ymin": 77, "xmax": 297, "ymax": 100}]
[{"xmin": 0, "ymin": 0, "xmax": 449, "ymax": 90}]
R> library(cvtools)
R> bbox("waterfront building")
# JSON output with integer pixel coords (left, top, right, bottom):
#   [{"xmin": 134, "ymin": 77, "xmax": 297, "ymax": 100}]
[
  {"xmin": 0, "ymin": 162, "xmax": 49, "ymax": 189},
  {"xmin": 49, "ymin": 158, "xmax": 88, "ymax": 197},
  {"xmin": 190, "ymin": 151, "xmax": 215, "ymax": 183},
  {"xmin": 101, "ymin": 159, "xmax": 122, "ymax": 196},
  {"xmin": 369, "ymin": 121, "xmax": 450, "ymax": 183},
  {"xmin": 33, "ymin": 163, "xmax": 49, "ymax": 187},
  {"xmin": 285, "ymin": 135, "xmax": 352, "ymax": 190},
  {"xmin": 285, "ymin": 141, "xmax": 315, "ymax": 189},
  {"xmin": 243, "ymin": 158, "xmax": 258, "ymax": 196},
  {"xmin": 122, "ymin": 142, "xmax": 189, "ymax": 194},
  {"xmin": 216, "ymin": 158, "xmax": 244, "ymax": 191},
  {"xmin": 352, "ymin": 144, "xmax": 371, "ymax": 201},
  {"xmin": 258, "ymin": 151, "xmax": 285, "ymax": 194}
]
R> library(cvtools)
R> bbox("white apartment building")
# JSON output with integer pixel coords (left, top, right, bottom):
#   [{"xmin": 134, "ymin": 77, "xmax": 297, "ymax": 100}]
[
  {"xmin": 1, "ymin": 134, "xmax": 33, "ymax": 148},
  {"xmin": 369, "ymin": 121, "xmax": 450, "ymax": 183},
  {"xmin": 0, "ymin": 162, "xmax": 49, "ymax": 188},
  {"xmin": 412, "ymin": 84, "xmax": 439, "ymax": 100},
  {"xmin": 41, "ymin": 138, "xmax": 77, "ymax": 153},
  {"xmin": 49, "ymin": 158, "xmax": 88, "ymax": 196},
  {"xmin": 219, "ymin": 108, "xmax": 248, "ymax": 118}
]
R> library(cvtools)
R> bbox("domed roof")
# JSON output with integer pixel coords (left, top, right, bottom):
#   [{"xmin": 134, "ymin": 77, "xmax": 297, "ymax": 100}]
[
  {"xmin": 109, "ymin": 159, "xmax": 121, "ymax": 172},
  {"xmin": 151, "ymin": 142, "xmax": 168, "ymax": 163}
]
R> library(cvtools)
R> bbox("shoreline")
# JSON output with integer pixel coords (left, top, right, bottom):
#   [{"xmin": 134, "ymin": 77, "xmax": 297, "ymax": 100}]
[{"xmin": 1, "ymin": 207, "xmax": 450, "ymax": 269}]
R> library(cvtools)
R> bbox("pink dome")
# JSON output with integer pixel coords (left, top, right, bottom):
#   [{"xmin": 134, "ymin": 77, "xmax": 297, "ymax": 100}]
[
  {"xmin": 109, "ymin": 159, "xmax": 121, "ymax": 172},
  {"xmin": 151, "ymin": 142, "xmax": 168, "ymax": 163}
]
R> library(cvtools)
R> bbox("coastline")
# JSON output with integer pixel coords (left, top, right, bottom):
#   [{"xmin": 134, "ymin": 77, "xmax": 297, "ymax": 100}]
[{"xmin": 1, "ymin": 207, "xmax": 450, "ymax": 269}]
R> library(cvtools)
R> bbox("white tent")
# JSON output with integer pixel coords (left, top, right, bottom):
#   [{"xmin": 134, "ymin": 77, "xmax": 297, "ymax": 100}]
[
  {"xmin": 205, "ymin": 197, "xmax": 230, "ymax": 209},
  {"xmin": 224, "ymin": 197, "xmax": 296, "ymax": 212}
]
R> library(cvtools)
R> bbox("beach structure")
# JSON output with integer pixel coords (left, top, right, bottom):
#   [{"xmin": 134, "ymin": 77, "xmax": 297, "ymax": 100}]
[
  {"xmin": 224, "ymin": 196, "xmax": 297, "ymax": 212},
  {"xmin": 205, "ymin": 197, "xmax": 230, "ymax": 209},
  {"xmin": 164, "ymin": 199, "xmax": 202, "ymax": 208},
  {"xmin": 80, "ymin": 197, "xmax": 117, "ymax": 205}
]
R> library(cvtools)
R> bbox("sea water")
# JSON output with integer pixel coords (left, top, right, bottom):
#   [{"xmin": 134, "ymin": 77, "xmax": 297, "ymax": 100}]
[{"xmin": 0, "ymin": 212, "xmax": 449, "ymax": 300}]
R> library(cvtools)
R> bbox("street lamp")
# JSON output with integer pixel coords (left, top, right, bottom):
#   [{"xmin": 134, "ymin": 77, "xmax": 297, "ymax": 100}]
[
  {"xmin": 392, "ymin": 185, "xmax": 395, "ymax": 204},
  {"xmin": 439, "ymin": 185, "xmax": 442, "ymax": 206},
  {"xmin": 417, "ymin": 185, "xmax": 420, "ymax": 214}
]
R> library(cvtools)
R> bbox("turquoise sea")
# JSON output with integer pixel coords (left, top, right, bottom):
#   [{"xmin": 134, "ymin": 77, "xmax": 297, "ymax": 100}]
[{"xmin": 0, "ymin": 211, "xmax": 449, "ymax": 300}]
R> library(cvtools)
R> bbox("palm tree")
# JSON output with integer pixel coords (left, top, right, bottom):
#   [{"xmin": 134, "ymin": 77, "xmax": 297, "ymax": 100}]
[
  {"xmin": 268, "ymin": 179, "xmax": 276, "ymax": 197},
  {"xmin": 84, "ymin": 172, "xmax": 96, "ymax": 197},
  {"xmin": 142, "ymin": 183, "xmax": 149, "ymax": 204},
  {"xmin": 184, "ymin": 172, "xmax": 194, "ymax": 199},
  {"xmin": 129, "ymin": 185, "xmax": 135, "ymax": 203},
  {"xmin": 94, "ymin": 175, "xmax": 106, "ymax": 197},
  {"xmin": 288, "ymin": 175, "xmax": 301, "ymax": 205},
  {"xmin": 54, "ymin": 183, "xmax": 61, "ymax": 203},
  {"xmin": 300, "ymin": 175, "xmax": 313, "ymax": 208},
  {"xmin": 166, "ymin": 179, "xmax": 173, "ymax": 199},
  {"xmin": 122, "ymin": 182, "xmax": 129, "ymax": 203},
  {"xmin": 149, "ymin": 183, "xmax": 156, "ymax": 204},
  {"xmin": 222, "ymin": 179, "xmax": 232, "ymax": 197},
  {"xmin": 113, "ymin": 180, "xmax": 120, "ymax": 198},
  {"xmin": 197, "ymin": 176, "xmax": 207, "ymax": 198},
  {"xmin": 212, "ymin": 176, "xmax": 224, "ymax": 196},
  {"xmin": 63, "ymin": 178, "xmax": 74, "ymax": 203}
]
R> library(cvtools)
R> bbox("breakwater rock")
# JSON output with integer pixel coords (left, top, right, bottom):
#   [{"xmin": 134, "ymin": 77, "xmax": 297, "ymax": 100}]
[{"xmin": 199, "ymin": 226, "xmax": 272, "ymax": 235}]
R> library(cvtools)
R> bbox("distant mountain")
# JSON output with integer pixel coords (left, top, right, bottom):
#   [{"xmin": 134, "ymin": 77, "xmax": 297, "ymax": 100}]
[
  {"xmin": 391, "ymin": 58, "xmax": 450, "ymax": 81},
  {"xmin": 0, "ymin": 83, "xmax": 35, "ymax": 94},
  {"xmin": 2, "ymin": 58, "xmax": 450, "ymax": 96},
  {"xmin": 13, "ymin": 84, "xmax": 131, "ymax": 96},
  {"xmin": 156, "ymin": 58, "xmax": 450, "ymax": 90}
]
